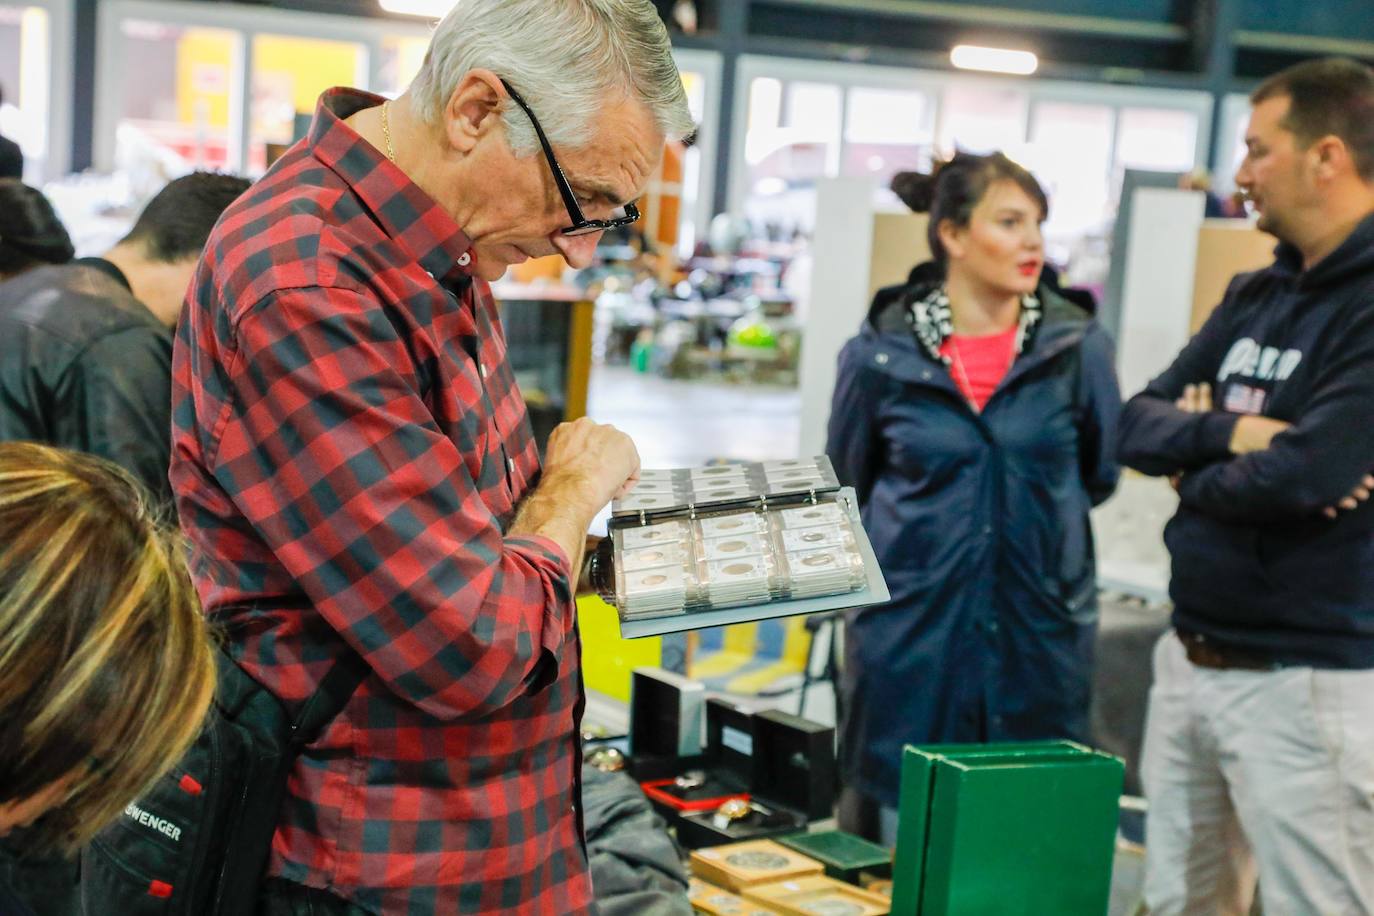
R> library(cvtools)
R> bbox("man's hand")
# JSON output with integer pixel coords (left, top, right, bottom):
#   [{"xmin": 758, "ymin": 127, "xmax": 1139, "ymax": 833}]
[
  {"xmin": 1176, "ymin": 382, "xmax": 1213, "ymax": 413},
  {"xmin": 543, "ymin": 417, "xmax": 641, "ymax": 512},
  {"xmin": 1324, "ymin": 474, "xmax": 1374, "ymax": 520},
  {"xmin": 1228, "ymin": 415, "xmax": 1292, "ymax": 455},
  {"xmin": 510, "ymin": 418, "xmax": 640, "ymax": 581}
]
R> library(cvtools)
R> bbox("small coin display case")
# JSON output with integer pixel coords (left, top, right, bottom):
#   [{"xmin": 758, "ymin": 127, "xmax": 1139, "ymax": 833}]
[
  {"xmin": 688, "ymin": 878, "xmax": 785, "ymax": 915},
  {"xmin": 689, "ymin": 839, "xmax": 825, "ymax": 893},
  {"xmin": 676, "ymin": 708, "xmax": 837, "ymax": 850},
  {"xmin": 592, "ymin": 458, "xmax": 890, "ymax": 638},
  {"xmin": 777, "ymin": 830, "xmax": 893, "ymax": 885},
  {"xmin": 625, "ymin": 667, "xmax": 706, "ymax": 782},
  {"xmin": 888, "ymin": 740, "xmax": 1124, "ymax": 916},
  {"xmin": 744, "ymin": 875, "xmax": 892, "ymax": 916},
  {"xmin": 641, "ymin": 697, "xmax": 754, "ymax": 819}
]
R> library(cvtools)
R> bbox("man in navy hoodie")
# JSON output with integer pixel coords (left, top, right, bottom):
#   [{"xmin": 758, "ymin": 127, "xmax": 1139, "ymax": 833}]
[{"xmin": 1119, "ymin": 57, "xmax": 1374, "ymax": 915}]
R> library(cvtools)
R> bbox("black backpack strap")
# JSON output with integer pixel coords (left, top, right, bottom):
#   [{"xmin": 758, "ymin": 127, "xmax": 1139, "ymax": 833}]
[{"xmin": 290, "ymin": 650, "xmax": 371, "ymax": 748}]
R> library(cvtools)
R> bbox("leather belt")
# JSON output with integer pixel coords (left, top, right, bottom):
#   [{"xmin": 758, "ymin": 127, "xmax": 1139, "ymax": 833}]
[{"xmin": 1177, "ymin": 630, "xmax": 1282, "ymax": 672}]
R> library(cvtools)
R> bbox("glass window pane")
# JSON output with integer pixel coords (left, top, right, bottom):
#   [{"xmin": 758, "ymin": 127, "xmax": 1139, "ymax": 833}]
[
  {"xmin": 743, "ymin": 79, "xmax": 841, "ymax": 233},
  {"xmin": 937, "ymin": 84, "xmax": 1028, "ymax": 155},
  {"xmin": 1025, "ymin": 101, "xmax": 1115, "ymax": 248},
  {"xmin": 250, "ymin": 34, "xmax": 366, "ymax": 174},
  {"xmin": 842, "ymin": 86, "xmax": 931, "ymax": 184},
  {"xmin": 114, "ymin": 20, "xmax": 239, "ymax": 176},
  {"xmin": 0, "ymin": 5, "xmax": 49, "ymax": 178},
  {"xmin": 1116, "ymin": 106, "xmax": 1198, "ymax": 171}
]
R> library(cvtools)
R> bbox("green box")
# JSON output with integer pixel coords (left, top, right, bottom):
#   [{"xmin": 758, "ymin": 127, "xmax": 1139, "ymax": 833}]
[
  {"xmin": 890, "ymin": 742, "xmax": 1123, "ymax": 916},
  {"xmin": 777, "ymin": 830, "xmax": 893, "ymax": 884}
]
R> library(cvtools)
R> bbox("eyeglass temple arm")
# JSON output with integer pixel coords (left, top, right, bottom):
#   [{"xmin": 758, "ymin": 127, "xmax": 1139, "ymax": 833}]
[{"xmin": 500, "ymin": 80, "xmax": 586, "ymax": 223}]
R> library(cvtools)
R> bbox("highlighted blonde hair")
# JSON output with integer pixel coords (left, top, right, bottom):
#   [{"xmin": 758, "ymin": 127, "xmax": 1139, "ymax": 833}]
[{"xmin": 0, "ymin": 442, "xmax": 215, "ymax": 853}]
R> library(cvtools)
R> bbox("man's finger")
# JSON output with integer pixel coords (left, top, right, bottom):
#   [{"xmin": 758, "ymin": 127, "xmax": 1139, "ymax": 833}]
[
  {"xmin": 1198, "ymin": 383, "xmax": 1213, "ymax": 412},
  {"xmin": 1354, "ymin": 487, "xmax": 1371, "ymax": 502},
  {"xmin": 1325, "ymin": 507, "xmax": 1338, "ymax": 519},
  {"xmin": 1341, "ymin": 497, "xmax": 1359, "ymax": 510}
]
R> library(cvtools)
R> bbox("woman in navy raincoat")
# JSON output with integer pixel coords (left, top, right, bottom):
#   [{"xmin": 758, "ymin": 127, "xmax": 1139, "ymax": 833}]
[{"xmin": 826, "ymin": 153, "xmax": 1122, "ymax": 840}]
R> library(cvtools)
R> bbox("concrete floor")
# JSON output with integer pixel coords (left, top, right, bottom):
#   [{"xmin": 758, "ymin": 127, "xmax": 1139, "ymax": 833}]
[{"xmin": 586, "ymin": 365, "xmax": 803, "ymax": 468}]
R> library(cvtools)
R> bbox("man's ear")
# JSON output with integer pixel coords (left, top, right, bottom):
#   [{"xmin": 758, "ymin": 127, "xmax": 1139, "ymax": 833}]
[
  {"xmin": 442, "ymin": 68, "xmax": 506, "ymax": 154},
  {"xmin": 1309, "ymin": 134, "xmax": 1351, "ymax": 184}
]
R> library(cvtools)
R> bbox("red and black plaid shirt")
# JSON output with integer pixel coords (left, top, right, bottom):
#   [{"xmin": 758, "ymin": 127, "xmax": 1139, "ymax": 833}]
[{"xmin": 171, "ymin": 88, "xmax": 592, "ymax": 915}]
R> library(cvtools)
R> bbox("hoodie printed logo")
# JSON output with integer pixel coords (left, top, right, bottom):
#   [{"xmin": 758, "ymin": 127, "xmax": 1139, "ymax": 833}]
[{"xmin": 1217, "ymin": 338, "xmax": 1303, "ymax": 384}]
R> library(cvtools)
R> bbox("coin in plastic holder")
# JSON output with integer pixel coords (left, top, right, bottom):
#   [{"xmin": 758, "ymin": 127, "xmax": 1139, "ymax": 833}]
[
  {"xmin": 703, "ymin": 533, "xmax": 768, "ymax": 561},
  {"xmin": 778, "ymin": 503, "xmax": 847, "ymax": 529},
  {"xmin": 765, "ymin": 474, "xmax": 830, "ymax": 493},
  {"xmin": 635, "ymin": 469, "xmax": 679, "ymax": 482},
  {"xmin": 617, "ymin": 492, "xmax": 677, "ymax": 513},
  {"xmin": 784, "ymin": 548, "xmax": 857, "ymax": 598},
  {"xmin": 620, "ymin": 520, "xmax": 690, "ymax": 549},
  {"xmin": 622, "ymin": 543, "xmax": 689, "ymax": 572},
  {"xmin": 698, "ymin": 512, "xmax": 767, "ymax": 539},
  {"xmin": 761, "ymin": 459, "xmax": 822, "ymax": 474},
  {"xmin": 692, "ymin": 486, "xmax": 757, "ymax": 503},
  {"xmin": 689, "ymin": 464, "xmax": 751, "ymax": 480},
  {"xmin": 621, "ymin": 567, "xmax": 689, "ymax": 617},
  {"xmin": 782, "ymin": 526, "xmax": 849, "ymax": 552},
  {"xmin": 625, "ymin": 479, "xmax": 679, "ymax": 494},
  {"xmin": 704, "ymin": 559, "xmax": 772, "ymax": 605}
]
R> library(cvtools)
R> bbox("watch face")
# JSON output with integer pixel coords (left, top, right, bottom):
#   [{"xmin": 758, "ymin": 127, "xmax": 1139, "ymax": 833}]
[{"xmin": 724, "ymin": 850, "xmax": 789, "ymax": 871}]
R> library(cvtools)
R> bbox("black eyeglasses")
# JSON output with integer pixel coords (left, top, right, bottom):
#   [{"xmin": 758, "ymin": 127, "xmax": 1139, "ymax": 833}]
[{"xmin": 500, "ymin": 79, "xmax": 641, "ymax": 237}]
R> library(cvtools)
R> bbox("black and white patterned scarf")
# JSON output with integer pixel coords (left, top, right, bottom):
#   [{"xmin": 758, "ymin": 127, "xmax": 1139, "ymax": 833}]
[{"xmin": 905, "ymin": 285, "xmax": 1043, "ymax": 366}]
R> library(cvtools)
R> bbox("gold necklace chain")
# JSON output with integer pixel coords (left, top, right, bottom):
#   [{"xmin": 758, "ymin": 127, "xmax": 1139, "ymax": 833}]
[{"xmin": 381, "ymin": 100, "xmax": 396, "ymax": 163}]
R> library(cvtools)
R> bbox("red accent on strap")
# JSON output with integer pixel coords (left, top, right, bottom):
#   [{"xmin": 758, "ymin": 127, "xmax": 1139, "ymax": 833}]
[
  {"xmin": 179, "ymin": 774, "xmax": 203, "ymax": 796},
  {"xmin": 148, "ymin": 880, "xmax": 174, "ymax": 898}
]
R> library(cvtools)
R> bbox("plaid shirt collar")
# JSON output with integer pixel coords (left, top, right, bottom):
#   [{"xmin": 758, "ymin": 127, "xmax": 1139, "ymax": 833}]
[{"xmin": 309, "ymin": 87, "xmax": 478, "ymax": 288}]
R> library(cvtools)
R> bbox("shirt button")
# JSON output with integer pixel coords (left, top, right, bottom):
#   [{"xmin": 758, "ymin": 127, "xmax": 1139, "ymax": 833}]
[
  {"xmin": 982, "ymin": 524, "xmax": 993, "ymax": 536},
  {"xmin": 479, "ymin": 364, "xmax": 488, "ymax": 379},
  {"xmin": 507, "ymin": 457, "xmax": 516, "ymax": 474},
  {"xmin": 875, "ymin": 353, "xmax": 890, "ymax": 366},
  {"xmin": 457, "ymin": 252, "xmax": 472, "ymax": 268}
]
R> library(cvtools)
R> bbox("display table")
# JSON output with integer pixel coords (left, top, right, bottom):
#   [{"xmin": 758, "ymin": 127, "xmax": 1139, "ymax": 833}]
[{"xmin": 494, "ymin": 283, "xmax": 594, "ymax": 452}]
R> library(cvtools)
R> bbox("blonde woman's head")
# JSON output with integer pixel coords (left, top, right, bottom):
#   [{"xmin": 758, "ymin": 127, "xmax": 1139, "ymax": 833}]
[{"xmin": 0, "ymin": 442, "xmax": 215, "ymax": 853}]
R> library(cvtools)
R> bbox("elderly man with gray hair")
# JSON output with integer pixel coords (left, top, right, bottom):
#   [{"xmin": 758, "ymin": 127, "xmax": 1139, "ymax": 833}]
[{"xmin": 168, "ymin": 2, "xmax": 693, "ymax": 913}]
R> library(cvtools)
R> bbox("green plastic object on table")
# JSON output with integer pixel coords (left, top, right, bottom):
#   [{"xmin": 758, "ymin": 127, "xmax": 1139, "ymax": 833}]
[
  {"xmin": 777, "ymin": 830, "xmax": 893, "ymax": 884},
  {"xmin": 889, "ymin": 740, "xmax": 1124, "ymax": 916}
]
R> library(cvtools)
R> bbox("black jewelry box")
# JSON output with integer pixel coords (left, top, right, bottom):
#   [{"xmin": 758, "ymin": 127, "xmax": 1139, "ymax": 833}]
[
  {"xmin": 626, "ymin": 667, "xmax": 707, "ymax": 781},
  {"xmin": 641, "ymin": 697, "xmax": 754, "ymax": 817},
  {"xmin": 674, "ymin": 707, "xmax": 836, "ymax": 849}
]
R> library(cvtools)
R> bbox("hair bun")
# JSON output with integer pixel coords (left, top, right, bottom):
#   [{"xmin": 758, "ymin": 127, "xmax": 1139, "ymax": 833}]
[{"xmin": 890, "ymin": 171, "xmax": 938, "ymax": 213}]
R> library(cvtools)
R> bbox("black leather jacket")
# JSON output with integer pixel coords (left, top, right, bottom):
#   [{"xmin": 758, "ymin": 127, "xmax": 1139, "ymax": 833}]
[{"xmin": 0, "ymin": 259, "xmax": 174, "ymax": 510}]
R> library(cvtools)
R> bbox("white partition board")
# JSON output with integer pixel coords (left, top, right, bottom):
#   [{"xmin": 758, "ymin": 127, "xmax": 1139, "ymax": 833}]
[
  {"xmin": 1116, "ymin": 188, "xmax": 1206, "ymax": 399},
  {"xmin": 798, "ymin": 178, "xmax": 880, "ymax": 458}
]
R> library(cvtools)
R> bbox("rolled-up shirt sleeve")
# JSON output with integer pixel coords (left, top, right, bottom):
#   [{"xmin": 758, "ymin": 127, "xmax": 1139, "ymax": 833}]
[{"xmin": 214, "ymin": 285, "xmax": 573, "ymax": 721}]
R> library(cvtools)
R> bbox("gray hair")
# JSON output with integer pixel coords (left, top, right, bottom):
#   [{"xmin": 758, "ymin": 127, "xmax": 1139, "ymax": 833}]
[{"xmin": 410, "ymin": 0, "xmax": 695, "ymax": 157}]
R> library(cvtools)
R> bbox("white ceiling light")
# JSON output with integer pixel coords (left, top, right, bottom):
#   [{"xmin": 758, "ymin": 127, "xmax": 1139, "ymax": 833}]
[
  {"xmin": 379, "ymin": 0, "xmax": 456, "ymax": 17},
  {"xmin": 950, "ymin": 45, "xmax": 1039, "ymax": 76}
]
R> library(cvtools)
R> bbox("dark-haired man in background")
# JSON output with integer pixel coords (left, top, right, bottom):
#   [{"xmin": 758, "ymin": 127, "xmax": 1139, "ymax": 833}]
[
  {"xmin": 1118, "ymin": 58, "xmax": 1374, "ymax": 915},
  {"xmin": 0, "ymin": 171, "xmax": 249, "ymax": 511}
]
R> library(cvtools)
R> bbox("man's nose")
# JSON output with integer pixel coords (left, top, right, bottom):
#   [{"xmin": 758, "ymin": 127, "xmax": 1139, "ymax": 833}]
[{"xmin": 551, "ymin": 231, "xmax": 603, "ymax": 270}]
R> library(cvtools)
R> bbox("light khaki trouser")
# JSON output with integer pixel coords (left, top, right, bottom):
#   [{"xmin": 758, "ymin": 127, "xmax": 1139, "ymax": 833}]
[{"xmin": 1142, "ymin": 631, "xmax": 1374, "ymax": 916}]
